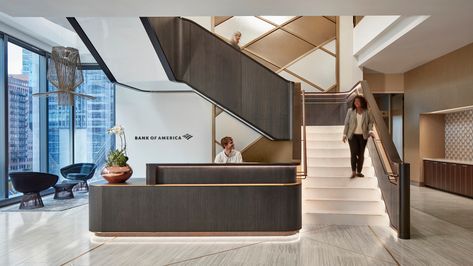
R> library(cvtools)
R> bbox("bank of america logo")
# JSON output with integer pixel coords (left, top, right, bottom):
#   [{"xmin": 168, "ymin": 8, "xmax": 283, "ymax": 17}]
[{"xmin": 182, "ymin": 134, "xmax": 193, "ymax": 140}]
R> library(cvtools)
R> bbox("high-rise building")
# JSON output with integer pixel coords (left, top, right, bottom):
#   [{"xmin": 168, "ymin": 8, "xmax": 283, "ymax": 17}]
[
  {"xmin": 7, "ymin": 75, "xmax": 33, "ymax": 173},
  {"xmin": 47, "ymin": 69, "xmax": 114, "ymax": 179}
]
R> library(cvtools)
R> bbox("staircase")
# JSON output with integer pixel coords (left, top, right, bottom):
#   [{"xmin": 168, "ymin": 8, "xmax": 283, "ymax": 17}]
[{"xmin": 303, "ymin": 125, "xmax": 390, "ymax": 226}]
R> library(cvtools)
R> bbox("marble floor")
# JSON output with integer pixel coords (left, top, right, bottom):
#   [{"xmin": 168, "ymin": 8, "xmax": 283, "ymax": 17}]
[{"xmin": 0, "ymin": 186, "xmax": 472, "ymax": 266}]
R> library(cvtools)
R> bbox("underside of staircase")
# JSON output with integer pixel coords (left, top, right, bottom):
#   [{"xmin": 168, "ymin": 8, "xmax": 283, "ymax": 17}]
[{"xmin": 303, "ymin": 125, "xmax": 390, "ymax": 226}]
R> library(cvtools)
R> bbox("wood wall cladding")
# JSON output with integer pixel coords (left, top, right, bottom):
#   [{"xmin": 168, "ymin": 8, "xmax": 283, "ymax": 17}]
[{"xmin": 405, "ymin": 42, "xmax": 473, "ymax": 183}]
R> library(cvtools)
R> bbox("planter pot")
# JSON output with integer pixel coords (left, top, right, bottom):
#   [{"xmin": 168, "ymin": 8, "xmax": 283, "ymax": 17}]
[{"xmin": 101, "ymin": 165, "xmax": 133, "ymax": 183}]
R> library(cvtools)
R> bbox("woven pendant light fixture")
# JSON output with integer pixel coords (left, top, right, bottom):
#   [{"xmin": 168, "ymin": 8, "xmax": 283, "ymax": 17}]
[{"xmin": 34, "ymin": 46, "xmax": 95, "ymax": 105}]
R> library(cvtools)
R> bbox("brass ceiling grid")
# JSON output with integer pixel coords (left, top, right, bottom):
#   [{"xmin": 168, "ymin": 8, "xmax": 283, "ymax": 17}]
[{"xmin": 213, "ymin": 16, "xmax": 338, "ymax": 91}]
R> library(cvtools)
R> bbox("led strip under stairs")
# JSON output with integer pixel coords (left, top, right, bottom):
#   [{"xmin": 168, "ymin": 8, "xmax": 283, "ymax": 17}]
[{"xmin": 303, "ymin": 126, "xmax": 390, "ymax": 226}]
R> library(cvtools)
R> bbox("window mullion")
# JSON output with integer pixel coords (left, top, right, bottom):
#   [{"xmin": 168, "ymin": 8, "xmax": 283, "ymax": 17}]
[
  {"xmin": 0, "ymin": 36, "xmax": 7, "ymax": 199},
  {"xmin": 39, "ymin": 55, "xmax": 48, "ymax": 173}
]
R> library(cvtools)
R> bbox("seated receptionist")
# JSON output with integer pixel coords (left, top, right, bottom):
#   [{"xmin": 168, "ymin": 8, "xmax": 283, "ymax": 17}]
[{"xmin": 214, "ymin": 136, "xmax": 243, "ymax": 163}]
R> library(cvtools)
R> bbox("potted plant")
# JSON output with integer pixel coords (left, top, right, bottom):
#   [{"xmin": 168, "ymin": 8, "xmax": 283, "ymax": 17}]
[{"xmin": 101, "ymin": 125, "xmax": 133, "ymax": 183}]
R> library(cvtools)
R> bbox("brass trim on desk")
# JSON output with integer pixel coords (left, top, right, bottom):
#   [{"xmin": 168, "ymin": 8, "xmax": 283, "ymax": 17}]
[
  {"xmin": 92, "ymin": 181, "xmax": 301, "ymax": 187},
  {"xmin": 95, "ymin": 230, "xmax": 299, "ymax": 237}
]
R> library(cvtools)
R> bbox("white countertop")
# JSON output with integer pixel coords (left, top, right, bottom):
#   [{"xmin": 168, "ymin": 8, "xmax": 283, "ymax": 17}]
[{"xmin": 424, "ymin": 158, "xmax": 473, "ymax": 165}]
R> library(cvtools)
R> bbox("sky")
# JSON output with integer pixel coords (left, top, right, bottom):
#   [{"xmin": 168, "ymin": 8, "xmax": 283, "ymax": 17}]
[{"xmin": 8, "ymin": 42, "xmax": 24, "ymax": 75}]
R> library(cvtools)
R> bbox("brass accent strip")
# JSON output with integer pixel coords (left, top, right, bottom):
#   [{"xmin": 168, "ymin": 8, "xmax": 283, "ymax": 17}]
[
  {"xmin": 282, "ymin": 69, "xmax": 325, "ymax": 92},
  {"xmin": 240, "ymin": 136, "xmax": 264, "ymax": 153},
  {"xmin": 211, "ymin": 16, "xmax": 215, "ymax": 32},
  {"xmin": 280, "ymin": 26, "xmax": 331, "ymax": 49},
  {"xmin": 324, "ymin": 16, "xmax": 337, "ymax": 24},
  {"xmin": 212, "ymin": 104, "xmax": 217, "ymax": 160},
  {"xmin": 93, "ymin": 182, "xmax": 301, "ymax": 187},
  {"xmin": 242, "ymin": 49, "xmax": 282, "ymax": 70},
  {"xmin": 95, "ymin": 230, "xmax": 299, "ymax": 237},
  {"xmin": 255, "ymin": 16, "xmax": 280, "ymax": 27},
  {"xmin": 326, "ymin": 84, "xmax": 338, "ymax": 92},
  {"xmin": 213, "ymin": 16, "xmax": 233, "ymax": 27},
  {"xmin": 319, "ymin": 46, "xmax": 336, "ymax": 57},
  {"xmin": 277, "ymin": 37, "xmax": 336, "ymax": 71},
  {"xmin": 240, "ymin": 16, "xmax": 302, "ymax": 49},
  {"xmin": 243, "ymin": 49, "xmax": 283, "ymax": 69},
  {"xmin": 336, "ymin": 16, "xmax": 340, "ymax": 92},
  {"xmin": 297, "ymin": 89, "xmax": 308, "ymax": 179}
]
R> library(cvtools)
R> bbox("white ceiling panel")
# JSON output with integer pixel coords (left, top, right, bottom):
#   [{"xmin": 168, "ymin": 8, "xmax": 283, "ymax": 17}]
[
  {"xmin": 77, "ymin": 17, "xmax": 168, "ymax": 82},
  {"xmin": 259, "ymin": 16, "xmax": 295, "ymax": 25},
  {"xmin": 215, "ymin": 16, "xmax": 274, "ymax": 46},
  {"xmin": 287, "ymin": 49, "xmax": 336, "ymax": 90}
]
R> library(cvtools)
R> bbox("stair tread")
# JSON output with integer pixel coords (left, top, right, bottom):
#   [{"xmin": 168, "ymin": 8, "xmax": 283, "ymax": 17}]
[
  {"xmin": 308, "ymin": 166, "xmax": 373, "ymax": 168},
  {"xmin": 304, "ymin": 187, "xmax": 380, "ymax": 190},
  {"xmin": 306, "ymin": 176, "xmax": 376, "ymax": 178},
  {"xmin": 304, "ymin": 210, "xmax": 388, "ymax": 216},
  {"xmin": 304, "ymin": 198, "xmax": 383, "ymax": 202}
]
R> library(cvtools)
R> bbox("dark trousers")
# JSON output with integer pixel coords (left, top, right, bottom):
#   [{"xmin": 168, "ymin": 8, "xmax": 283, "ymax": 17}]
[{"xmin": 348, "ymin": 134, "xmax": 367, "ymax": 173}]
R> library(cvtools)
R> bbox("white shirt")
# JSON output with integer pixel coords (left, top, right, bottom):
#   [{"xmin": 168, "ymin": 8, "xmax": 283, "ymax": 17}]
[
  {"xmin": 214, "ymin": 150, "xmax": 243, "ymax": 163},
  {"xmin": 354, "ymin": 112, "xmax": 363, "ymax": 134}
]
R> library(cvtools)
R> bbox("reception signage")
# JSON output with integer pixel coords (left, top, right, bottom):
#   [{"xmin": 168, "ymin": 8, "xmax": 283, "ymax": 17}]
[{"xmin": 134, "ymin": 134, "xmax": 193, "ymax": 141}]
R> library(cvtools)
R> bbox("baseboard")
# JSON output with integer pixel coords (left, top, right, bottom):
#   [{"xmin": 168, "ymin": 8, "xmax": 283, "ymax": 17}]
[{"xmin": 410, "ymin": 180, "xmax": 424, "ymax": 187}]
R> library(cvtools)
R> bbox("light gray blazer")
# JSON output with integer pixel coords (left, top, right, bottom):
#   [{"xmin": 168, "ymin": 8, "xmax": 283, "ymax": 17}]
[{"xmin": 343, "ymin": 109, "xmax": 374, "ymax": 140}]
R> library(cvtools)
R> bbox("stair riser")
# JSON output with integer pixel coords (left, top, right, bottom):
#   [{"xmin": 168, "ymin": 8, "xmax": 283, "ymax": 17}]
[
  {"xmin": 307, "ymin": 141, "xmax": 350, "ymax": 149},
  {"xmin": 304, "ymin": 188, "xmax": 381, "ymax": 200},
  {"xmin": 307, "ymin": 158, "xmax": 372, "ymax": 167},
  {"xmin": 303, "ymin": 200, "xmax": 385, "ymax": 213},
  {"xmin": 306, "ymin": 133, "xmax": 344, "ymax": 141},
  {"xmin": 308, "ymin": 167, "xmax": 375, "ymax": 177},
  {"xmin": 303, "ymin": 177, "xmax": 378, "ymax": 188},
  {"xmin": 303, "ymin": 213, "xmax": 390, "ymax": 226},
  {"xmin": 305, "ymin": 126, "xmax": 345, "ymax": 134},
  {"xmin": 307, "ymin": 149, "xmax": 370, "ymax": 158}
]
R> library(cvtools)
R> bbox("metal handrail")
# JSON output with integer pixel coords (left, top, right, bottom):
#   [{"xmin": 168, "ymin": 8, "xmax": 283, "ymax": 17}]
[
  {"xmin": 358, "ymin": 81, "xmax": 402, "ymax": 181},
  {"xmin": 297, "ymin": 90, "xmax": 307, "ymax": 179}
]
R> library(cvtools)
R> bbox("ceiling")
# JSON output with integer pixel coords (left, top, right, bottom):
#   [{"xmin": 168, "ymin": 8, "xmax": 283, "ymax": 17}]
[
  {"xmin": 1, "ymin": 0, "xmax": 472, "ymax": 73},
  {"xmin": 0, "ymin": 0, "xmax": 472, "ymax": 16},
  {"xmin": 361, "ymin": 13, "xmax": 473, "ymax": 73}
]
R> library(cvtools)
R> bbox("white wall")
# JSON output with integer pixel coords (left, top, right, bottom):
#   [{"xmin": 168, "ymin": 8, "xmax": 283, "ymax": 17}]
[
  {"xmin": 215, "ymin": 112, "xmax": 261, "ymax": 154},
  {"xmin": 116, "ymin": 85, "xmax": 213, "ymax": 177},
  {"xmin": 353, "ymin": 16, "xmax": 400, "ymax": 55},
  {"xmin": 339, "ymin": 16, "xmax": 363, "ymax": 91},
  {"xmin": 183, "ymin": 16, "xmax": 212, "ymax": 31},
  {"xmin": 77, "ymin": 17, "xmax": 168, "ymax": 82}
]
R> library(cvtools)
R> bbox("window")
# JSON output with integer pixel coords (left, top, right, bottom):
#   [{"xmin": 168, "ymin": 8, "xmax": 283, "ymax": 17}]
[
  {"xmin": 47, "ymin": 82, "xmax": 72, "ymax": 177},
  {"xmin": 0, "ymin": 34, "xmax": 115, "ymax": 203},
  {"xmin": 7, "ymin": 42, "xmax": 41, "ymax": 196},
  {"xmin": 74, "ymin": 69, "xmax": 115, "ymax": 181}
]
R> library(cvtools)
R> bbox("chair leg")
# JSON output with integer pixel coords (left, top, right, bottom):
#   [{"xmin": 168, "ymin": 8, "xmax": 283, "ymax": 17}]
[
  {"xmin": 19, "ymin": 193, "xmax": 44, "ymax": 209},
  {"xmin": 73, "ymin": 181, "xmax": 89, "ymax": 192}
]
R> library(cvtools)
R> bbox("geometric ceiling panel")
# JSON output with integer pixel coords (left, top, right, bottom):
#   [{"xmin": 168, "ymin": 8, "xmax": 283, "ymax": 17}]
[
  {"xmin": 325, "ymin": 16, "xmax": 337, "ymax": 23},
  {"xmin": 278, "ymin": 70, "xmax": 320, "ymax": 92},
  {"xmin": 287, "ymin": 49, "xmax": 336, "ymax": 91},
  {"xmin": 322, "ymin": 39, "xmax": 336, "ymax": 54},
  {"xmin": 243, "ymin": 50, "xmax": 280, "ymax": 72},
  {"xmin": 259, "ymin": 16, "xmax": 296, "ymax": 25},
  {"xmin": 283, "ymin": 16, "xmax": 336, "ymax": 47},
  {"xmin": 214, "ymin": 16, "xmax": 232, "ymax": 26},
  {"xmin": 215, "ymin": 16, "xmax": 274, "ymax": 46},
  {"xmin": 246, "ymin": 29, "xmax": 314, "ymax": 67}
]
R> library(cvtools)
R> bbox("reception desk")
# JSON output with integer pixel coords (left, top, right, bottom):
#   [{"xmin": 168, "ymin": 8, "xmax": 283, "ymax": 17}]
[{"xmin": 89, "ymin": 164, "xmax": 301, "ymax": 236}]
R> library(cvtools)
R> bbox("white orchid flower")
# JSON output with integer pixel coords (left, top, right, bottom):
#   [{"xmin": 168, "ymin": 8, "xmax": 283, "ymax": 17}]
[{"xmin": 107, "ymin": 125, "xmax": 125, "ymax": 135}]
